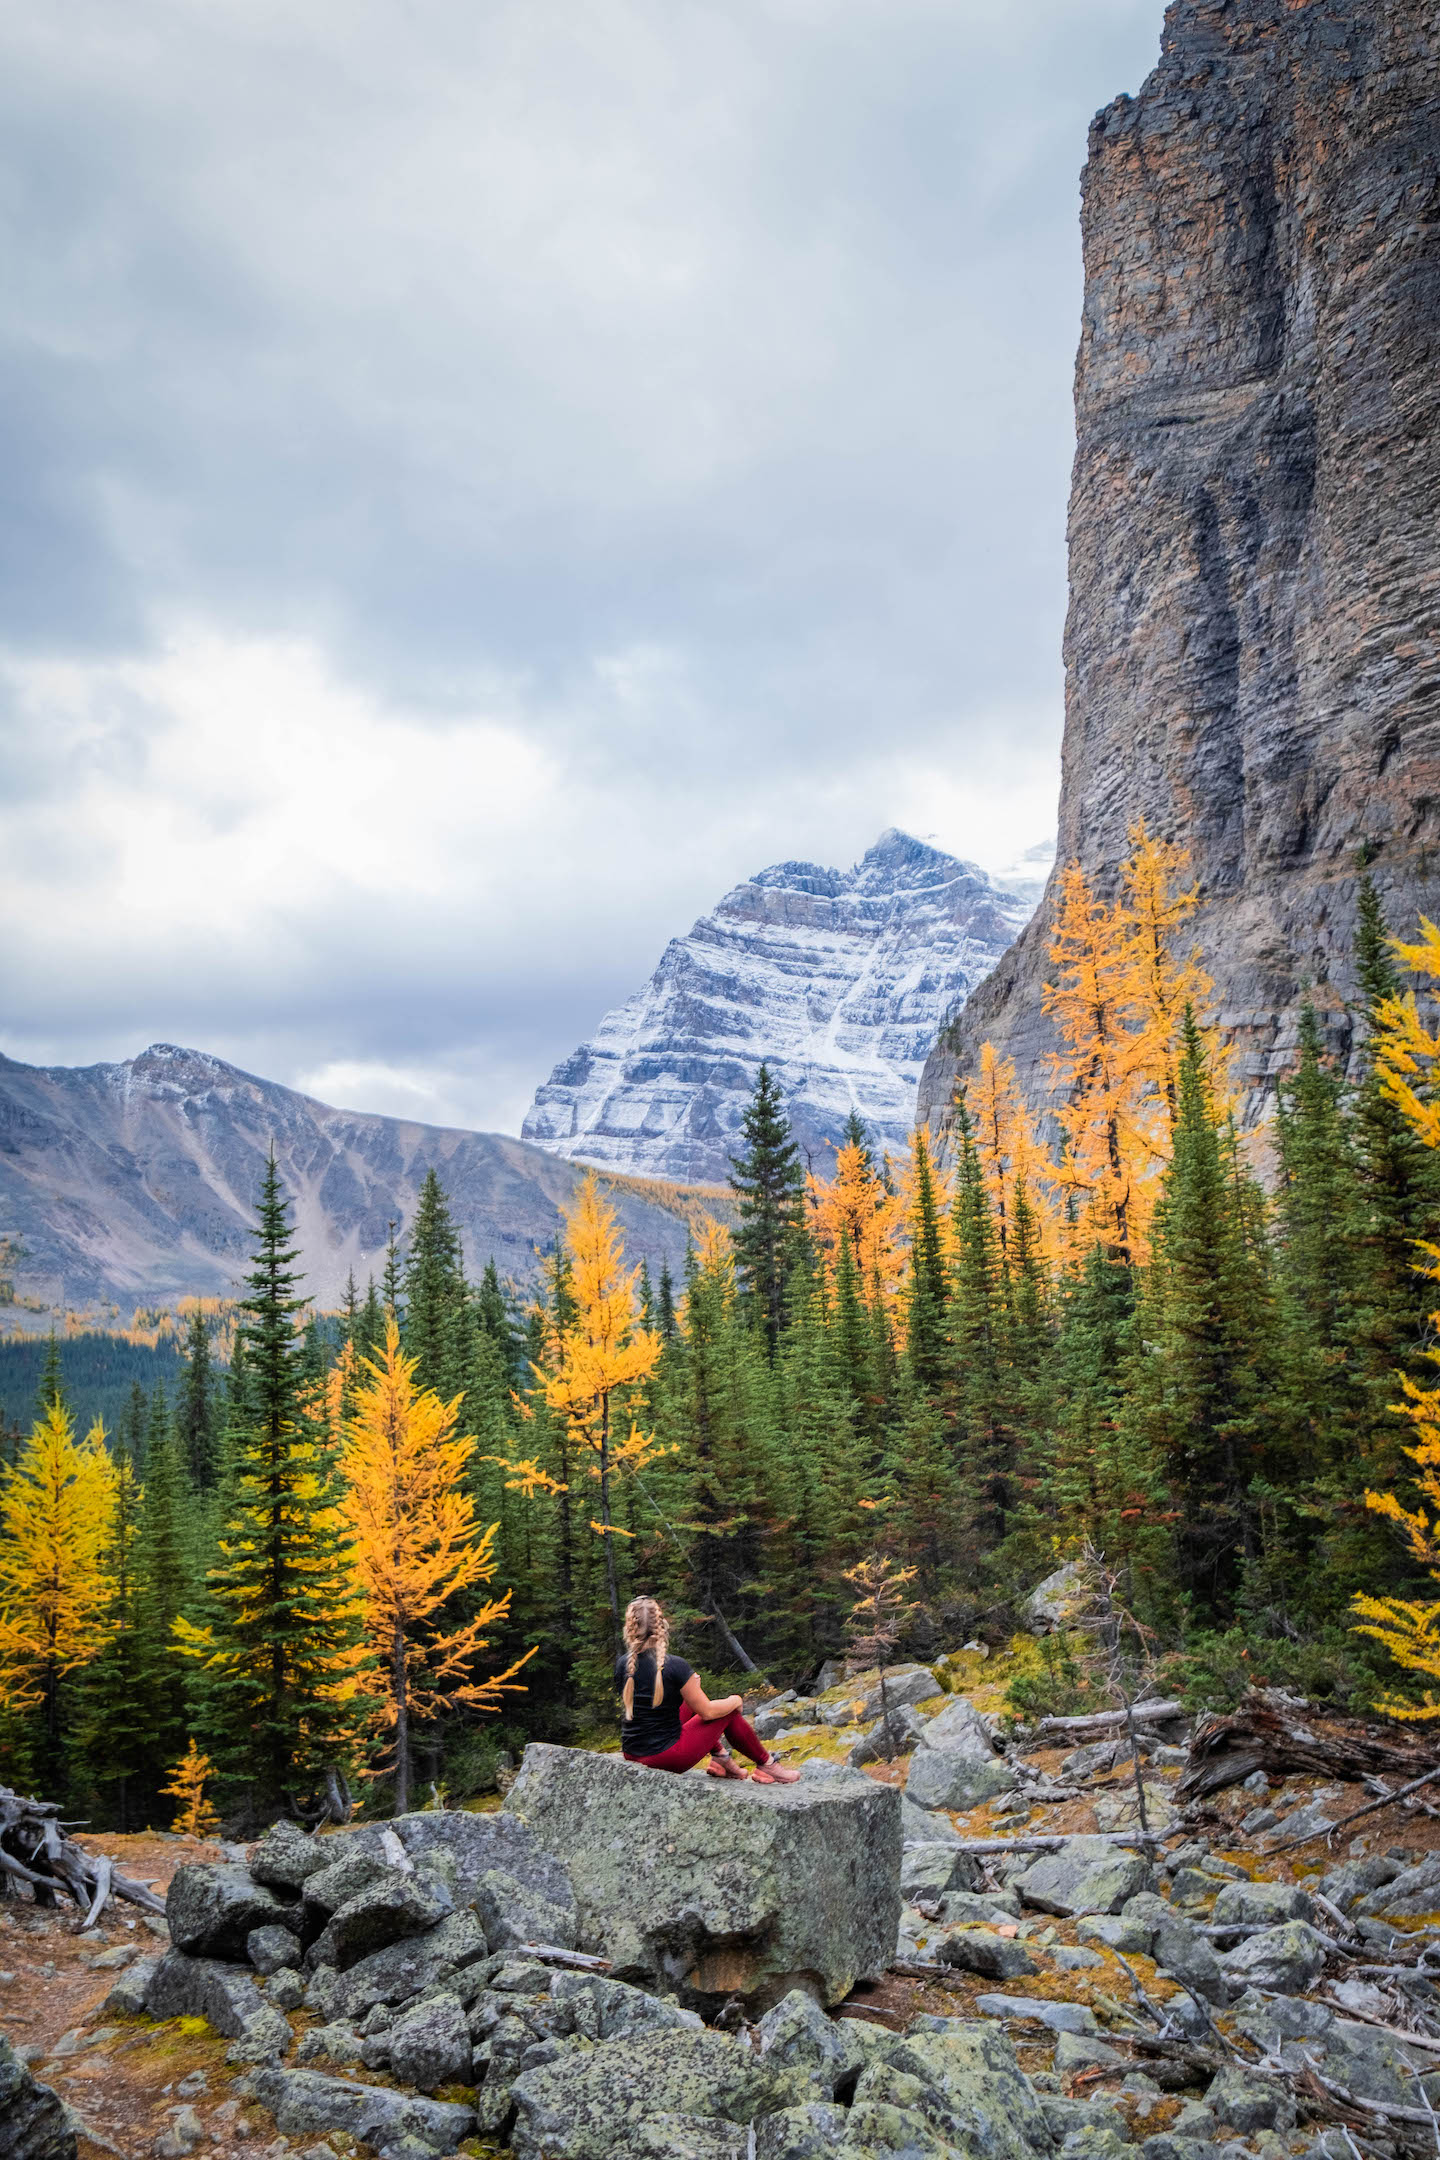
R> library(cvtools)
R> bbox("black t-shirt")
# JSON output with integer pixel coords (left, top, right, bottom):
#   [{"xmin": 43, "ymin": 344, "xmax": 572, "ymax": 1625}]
[{"xmin": 616, "ymin": 1650, "xmax": 695, "ymax": 1757}]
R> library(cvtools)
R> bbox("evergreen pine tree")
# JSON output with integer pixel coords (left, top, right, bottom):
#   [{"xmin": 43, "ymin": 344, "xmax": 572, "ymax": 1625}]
[
  {"xmin": 729, "ymin": 1064, "xmax": 807, "ymax": 1355},
  {"xmin": 404, "ymin": 1169, "xmax": 469, "ymax": 1399},
  {"xmin": 905, "ymin": 1130, "xmax": 949, "ymax": 1400},
  {"xmin": 656, "ymin": 1261, "xmax": 678, "ymax": 1343},
  {"xmin": 177, "ymin": 1156, "xmax": 368, "ymax": 1811},
  {"xmin": 36, "ymin": 1332, "xmax": 67, "ymax": 1419},
  {"xmin": 120, "ymin": 1380, "xmax": 149, "ymax": 1472},
  {"xmin": 75, "ymin": 1445, "xmax": 153, "ymax": 1828},
  {"xmin": 176, "ymin": 1307, "xmax": 219, "ymax": 1491}
]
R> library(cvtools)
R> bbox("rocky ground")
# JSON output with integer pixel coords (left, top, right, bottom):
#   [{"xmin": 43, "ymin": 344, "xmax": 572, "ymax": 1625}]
[{"xmin": 6, "ymin": 1639, "xmax": 1440, "ymax": 2160}]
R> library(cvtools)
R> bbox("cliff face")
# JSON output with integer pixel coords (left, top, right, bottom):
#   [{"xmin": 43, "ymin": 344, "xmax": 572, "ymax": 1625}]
[
  {"xmin": 524, "ymin": 830, "xmax": 1035, "ymax": 1184},
  {"xmin": 0, "ymin": 1044, "xmax": 706, "ymax": 1308},
  {"xmin": 919, "ymin": 0, "xmax": 1440, "ymax": 1139}
]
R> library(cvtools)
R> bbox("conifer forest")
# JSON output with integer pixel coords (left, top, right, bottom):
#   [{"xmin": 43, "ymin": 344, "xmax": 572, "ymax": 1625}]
[{"xmin": 8, "ymin": 830, "xmax": 1440, "ymax": 1833}]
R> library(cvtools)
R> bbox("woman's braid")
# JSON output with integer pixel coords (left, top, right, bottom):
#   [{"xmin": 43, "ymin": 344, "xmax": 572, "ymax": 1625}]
[{"xmin": 621, "ymin": 1595, "xmax": 670, "ymax": 1715}]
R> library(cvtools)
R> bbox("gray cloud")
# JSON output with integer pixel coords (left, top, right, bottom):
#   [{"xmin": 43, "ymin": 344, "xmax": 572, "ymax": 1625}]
[{"xmin": 0, "ymin": 0, "xmax": 1164, "ymax": 1132}]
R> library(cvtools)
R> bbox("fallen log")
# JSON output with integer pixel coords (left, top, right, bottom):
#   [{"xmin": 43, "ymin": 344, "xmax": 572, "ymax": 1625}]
[
  {"xmin": 1035, "ymin": 1701, "xmax": 1183, "ymax": 1742},
  {"xmin": 1268, "ymin": 1763, "xmax": 1440, "ymax": 1850},
  {"xmin": 950, "ymin": 1829, "xmax": 1172, "ymax": 1855},
  {"xmin": 1176, "ymin": 1689, "xmax": 1435, "ymax": 1802},
  {"xmin": 0, "ymin": 1784, "xmax": 165, "ymax": 1918}
]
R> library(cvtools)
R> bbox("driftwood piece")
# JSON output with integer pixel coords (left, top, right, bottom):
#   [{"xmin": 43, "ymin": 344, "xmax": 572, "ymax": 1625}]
[
  {"xmin": 1035, "ymin": 1701, "xmax": 1183, "ymax": 1742},
  {"xmin": 1176, "ymin": 1690, "xmax": 1435, "ymax": 1802},
  {"xmin": 0, "ymin": 1784, "xmax": 165, "ymax": 1918},
  {"xmin": 515, "ymin": 1942, "xmax": 612, "ymax": 1972},
  {"xmin": 952, "ymin": 1830, "xmax": 1169, "ymax": 1855}
]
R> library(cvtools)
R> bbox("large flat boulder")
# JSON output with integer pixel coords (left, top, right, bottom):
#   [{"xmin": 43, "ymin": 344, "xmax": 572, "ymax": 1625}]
[{"xmin": 504, "ymin": 1744, "xmax": 900, "ymax": 2010}]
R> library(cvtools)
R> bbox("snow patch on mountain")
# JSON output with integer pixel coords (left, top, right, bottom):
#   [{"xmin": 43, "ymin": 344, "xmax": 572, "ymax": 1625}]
[{"xmin": 522, "ymin": 829, "xmax": 1037, "ymax": 1183}]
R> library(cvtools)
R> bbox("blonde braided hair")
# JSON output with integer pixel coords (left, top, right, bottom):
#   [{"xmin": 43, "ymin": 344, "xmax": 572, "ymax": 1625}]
[{"xmin": 621, "ymin": 1594, "xmax": 670, "ymax": 1718}]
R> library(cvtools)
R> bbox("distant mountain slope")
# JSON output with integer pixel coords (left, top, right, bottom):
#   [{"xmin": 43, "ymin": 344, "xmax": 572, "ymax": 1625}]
[
  {"xmin": 523, "ymin": 828, "xmax": 1036, "ymax": 1183},
  {"xmin": 0, "ymin": 1044, "xmax": 710, "ymax": 1309}
]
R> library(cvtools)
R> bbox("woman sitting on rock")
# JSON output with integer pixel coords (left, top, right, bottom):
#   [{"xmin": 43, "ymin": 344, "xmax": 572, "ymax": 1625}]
[{"xmin": 617, "ymin": 1594, "xmax": 801, "ymax": 1782}]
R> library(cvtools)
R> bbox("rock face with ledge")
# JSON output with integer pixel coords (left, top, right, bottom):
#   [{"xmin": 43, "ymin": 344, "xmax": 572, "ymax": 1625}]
[
  {"xmin": 502, "ymin": 1745, "xmax": 901, "ymax": 2011},
  {"xmin": 919, "ymin": 0, "xmax": 1440, "ymax": 1141},
  {"xmin": 525, "ymin": 830, "xmax": 1036, "ymax": 1184}
]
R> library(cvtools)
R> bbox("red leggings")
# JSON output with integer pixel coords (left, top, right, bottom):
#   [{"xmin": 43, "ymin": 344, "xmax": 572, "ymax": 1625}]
[{"xmin": 626, "ymin": 1701, "xmax": 771, "ymax": 1774}]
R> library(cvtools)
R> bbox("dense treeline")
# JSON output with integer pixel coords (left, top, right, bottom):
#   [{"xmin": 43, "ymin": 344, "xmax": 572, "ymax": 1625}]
[
  {"xmin": 5, "ymin": 830, "xmax": 1440, "ymax": 1830},
  {"xmin": 0, "ymin": 1332, "xmax": 190, "ymax": 1458}
]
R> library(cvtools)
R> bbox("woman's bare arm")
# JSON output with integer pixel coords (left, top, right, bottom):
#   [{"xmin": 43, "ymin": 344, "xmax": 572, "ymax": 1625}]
[{"xmin": 681, "ymin": 1673, "xmax": 742, "ymax": 1721}]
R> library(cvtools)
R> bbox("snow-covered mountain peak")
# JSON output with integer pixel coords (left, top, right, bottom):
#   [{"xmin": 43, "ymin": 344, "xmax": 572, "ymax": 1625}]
[{"xmin": 522, "ymin": 829, "xmax": 1036, "ymax": 1185}]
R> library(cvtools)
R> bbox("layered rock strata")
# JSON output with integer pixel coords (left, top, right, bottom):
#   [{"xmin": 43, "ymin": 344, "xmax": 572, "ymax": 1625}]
[
  {"xmin": 919, "ymin": 0, "xmax": 1440, "ymax": 1140},
  {"xmin": 525, "ymin": 830, "xmax": 1035, "ymax": 1183}
]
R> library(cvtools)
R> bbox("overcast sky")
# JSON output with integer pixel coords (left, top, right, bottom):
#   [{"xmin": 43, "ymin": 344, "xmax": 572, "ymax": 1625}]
[{"xmin": 1, "ymin": 0, "xmax": 1164, "ymax": 1136}]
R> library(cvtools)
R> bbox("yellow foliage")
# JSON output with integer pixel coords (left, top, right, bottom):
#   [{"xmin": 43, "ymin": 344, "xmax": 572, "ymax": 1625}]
[
  {"xmin": 806, "ymin": 1142, "xmax": 907, "ymax": 1303},
  {"xmin": 162, "ymin": 1740, "xmax": 220, "ymax": 1836},
  {"xmin": 342, "ymin": 1317, "xmax": 534, "ymax": 1746},
  {"xmin": 0, "ymin": 1403, "xmax": 117, "ymax": 1712},
  {"xmin": 966, "ymin": 1042, "xmax": 1059, "ymax": 1264},
  {"xmin": 1042, "ymin": 824, "xmax": 1214, "ymax": 1265},
  {"xmin": 532, "ymin": 1173, "xmax": 669, "ymax": 1499},
  {"xmin": 1353, "ymin": 918, "xmax": 1440, "ymax": 1710}
]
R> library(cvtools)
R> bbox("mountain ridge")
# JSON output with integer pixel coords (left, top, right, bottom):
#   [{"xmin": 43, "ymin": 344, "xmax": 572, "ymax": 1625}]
[
  {"xmin": 0, "ymin": 1042, "xmax": 711, "ymax": 1310},
  {"xmin": 524, "ymin": 827, "xmax": 1038, "ymax": 1183}
]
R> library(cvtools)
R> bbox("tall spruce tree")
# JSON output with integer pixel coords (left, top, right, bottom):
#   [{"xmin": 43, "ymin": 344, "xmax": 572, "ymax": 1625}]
[
  {"xmin": 730, "ymin": 1064, "xmax": 807, "ymax": 1355},
  {"xmin": 176, "ymin": 1307, "xmax": 219, "ymax": 1491},
  {"xmin": 178, "ymin": 1155, "xmax": 367, "ymax": 1812},
  {"xmin": 404, "ymin": 1169, "xmax": 469, "ymax": 1399},
  {"xmin": 75, "ymin": 1445, "xmax": 153, "ymax": 1828}
]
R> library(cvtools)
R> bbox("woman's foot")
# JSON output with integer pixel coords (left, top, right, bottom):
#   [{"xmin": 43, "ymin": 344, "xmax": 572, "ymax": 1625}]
[
  {"xmin": 707, "ymin": 1749, "xmax": 751, "ymax": 1778},
  {"xmin": 751, "ymin": 1759, "xmax": 801, "ymax": 1783}
]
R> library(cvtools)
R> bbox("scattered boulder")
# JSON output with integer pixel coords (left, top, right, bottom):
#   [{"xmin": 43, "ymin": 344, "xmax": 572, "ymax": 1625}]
[
  {"xmin": 241, "ymin": 2064, "xmax": 474, "ymax": 2158},
  {"xmin": 884, "ymin": 2016, "xmax": 1055, "ymax": 2160},
  {"xmin": 294, "ymin": 2024, "xmax": 364, "ymax": 2069},
  {"xmin": 753, "ymin": 2102, "xmax": 848, "ymax": 2158},
  {"xmin": 326, "ymin": 1911, "xmax": 489, "ymax": 2022},
  {"xmin": 166, "ymin": 1865, "xmax": 288, "ymax": 1960},
  {"xmin": 247, "ymin": 1925, "xmax": 303, "ymax": 1977},
  {"xmin": 100, "ymin": 1953, "xmax": 162, "ymax": 2018},
  {"xmin": 1205, "ymin": 2064, "xmax": 1296, "ymax": 2135},
  {"xmin": 1120, "ymin": 1893, "xmax": 1227, "ymax": 2003},
  {"xmin": 302, "ymin": 1848, "xmax": 392, "ymax": 1921},
  {"xmin": 1024, "ymin": 1561, "xmax": 1096, "ymax": 1634},
  {"xmin": 917, "ymin": 1697, "xmax": 1000, "ymax": 1754},
  {"xmin": 1211, "ymin": 1880, "xmax": 1313, "ymax": 1931},
  {"xmin": 899, "ymin": 1797, "xmax": 963, "ymax": 1849},
  {"xmin": 755, "ymin": 1988, "xmax": 854, "ymax": 2098},
  {"xmin": 472, "ymin": 1865, "xmax": 577, "ymax": 1954},
  {"xmin": 385, "ymin": 1994, "xmax": 472, "ymax": 2092},
  {"xmin": 854, "ymin": 1666, "xmax": 944, "ymax": 1724},
  {"xmin": 504, "ymin": 1743, "xmax": 899, "ymax": 2009},
  {"xmin": 1357, "ymin": 1851, "xmax": 1440, "ymax": 1920},
  {"xmin": 145, "ymin": 1950, "xmax": 290, "ymax": 2055},
  {"xmin": 0, "ymin": 2031, "xmax": 75, "ymax": 2160},
  {"xmin": 308, "ymin": 1871, "xmax": 453, "ymax": 1972},
  {"xmin": 937, "ymin": 1889, "xmax": 1021, "ymax": 1927},
  {"xmin": 549, "ymin": 1970, "xmax": 703, "ymax": 2041},
  {"xmin": 972, "ymin": 1995, "xmax": 1100, "ymax": 2035},
  {"xmin": 249, "ymin": 1821, "xmax": 329, "ymax": 1894},
  {"xmin": 936, "ymin": 1928, "xmax": 1040, "ymax": 1981},
  {"xmin": 351, "ymin": 1810, "xmax": 575, "ymax": 1918},
  {"xmin": 1011, "ymin": 1838, "xmax": 1153, "ymax": 1917},
  {"xmin": 900, "ymin": 1845, "xmax": 979, "ymax": 1901},
  {"xmin": 906, "ymin": 1749, "xmax": 1017, "ymax": 1813},
  {"xmin": 508, "ymin": 2025, "xmax": 806, "ymax": 2160},
  {"xmin": 1315, "ymin": 1858, "xmax": 1401, "ymax": 1914},
  {"xmin": 1220, "ymin": 1923, "xmax": 1327, "ymax": 1994},
  {"xmin": 847, "ymin": 1706, "xmax": 927, "ymax": 1767}
]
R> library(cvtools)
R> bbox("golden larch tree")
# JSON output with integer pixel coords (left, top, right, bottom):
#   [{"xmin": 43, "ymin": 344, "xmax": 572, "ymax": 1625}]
[
  {"xmin": 967, "ymin": 1042, "xmax": 1058, "ymax": 1265},
  {"xmin": 531, "ymin": 1172, "xmax": 665, "ymax": 1638},
  {"xmin": 342, "ymin": 1316, "xmax": 534, "ymax": 1812},
  {"xmin": 163, "ymin": 1739, "xmax": 221, "ymax": 1837},
  {"xmin": 806, "ymin": 1142, "xmax": 908, "ymax": 1308},
  {"xmin": 0, "ymin": 1403, "xmax": 117, "ymax": 1741},
  {"xmin": 1351, "ymin": 918, "xmax": 1440, "ymax": 1711},
  {"xmin": 1116, "ymin": 820, "xmax": 1216, "ymax": 1131}
]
